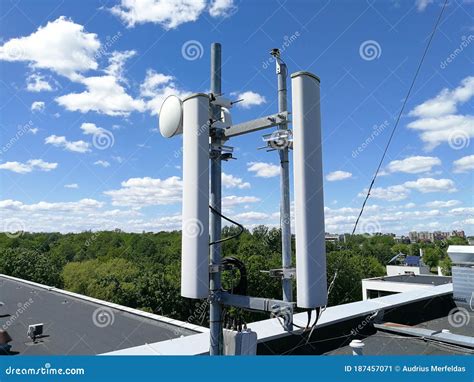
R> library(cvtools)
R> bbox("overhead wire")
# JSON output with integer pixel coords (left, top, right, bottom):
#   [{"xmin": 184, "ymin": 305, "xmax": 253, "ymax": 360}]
[{"xmin": 351, "ymin": 0, "xmax": 448, "ymax": 235}]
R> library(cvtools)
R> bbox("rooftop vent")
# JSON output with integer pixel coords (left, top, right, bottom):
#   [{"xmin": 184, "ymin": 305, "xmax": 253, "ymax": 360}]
[{"xmin": 447, "ymin": 245, "xmax": 474, "ymax": 310}]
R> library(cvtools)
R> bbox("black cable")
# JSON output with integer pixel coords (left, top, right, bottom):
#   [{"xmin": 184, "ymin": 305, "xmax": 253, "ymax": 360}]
[
  {"xmin": 209, "ymin": 205, "xmax": 245, "ymax": 245},
  {"xmin": 352, "ymin": 0, "xmax": 448, "ymax": 235},
  {"xmin": 221, "ymin": 256, "xmax": 248, "ymax": 295}
]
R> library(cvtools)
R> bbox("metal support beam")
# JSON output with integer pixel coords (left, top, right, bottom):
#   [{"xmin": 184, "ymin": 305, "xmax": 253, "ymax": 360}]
[
  {"xmin": 276, "ymin": 56, "xmax": 293, "ymax": 330},
  {"xmin": 223, "ymin": 112, "xmax": 289, "ymax": 138},
  {"xmin": 209, "ymin": 42, "xmax": 223, "ymax": 356}
]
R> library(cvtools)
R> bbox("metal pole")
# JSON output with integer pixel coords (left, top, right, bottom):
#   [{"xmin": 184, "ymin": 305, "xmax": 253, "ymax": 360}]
[
  {"xmin": 209, "ymin": 42, "xmax": 223, "ymax": 355},
  {"xmin": 276, "ymin": 56, "xmax": 293, "ymax": 328}
]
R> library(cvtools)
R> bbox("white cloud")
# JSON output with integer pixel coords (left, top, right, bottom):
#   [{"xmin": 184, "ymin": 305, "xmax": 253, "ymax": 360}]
[
  {"xmin": 0, "ymin": 159, "xmax": 57, "ymax": 174},
  {"xmin": 361, "ymin": 185, "xmax": 409, "ymax": 201},
  {"xmin": 404, "ymin": 178, "xmax": 457, "ymax": 193},
  {"xmin": 222, "ymin": 173, "xmax": 250, "ymax": 189},
  {"xmin": 104, "ymin": 176, "xmax": 182, "ymax": 207},
  {"xmin": 360, "ymin": 178, "xmax": 456, "ymax": 202},
  {"xmin": 80, "ymin": 122, "xmax": 106, "ymax": 135},
  {"xmin": 450, "ymin": 207, "xmax": 474, "ymax": 216},
  {"xmin": 386, "ymin": 156, "xmax": 441, "ymax": 174},
  {"xmin": 26, "ymin": 73, "xmax": 53, "ymax": 92},
  {"xmin": 232, "ymin": 91, "xmax": 266, "ymax": 109},
  {"xmin": 64, "ymin": 183, "xmax": 79, "ymax": 189},
  {"xmin": 453, "ymin": 155, "xmax": 474, "ymax": 173},
  {"xmin": 407, "ymin": 76, "xmax": 474, "ymax": 150},
  {"xmin": 110, "ymin": 0, "xmax": 235, "ymax": 29},
  {"xmin": 140, "ymin": 69, "xmax": 189, "ymax": 115},
  {"xmin": 31, "ymin": 101, "xmax": 45, "ymax": 112},
  {"xmin": 0, "ymin": 198, "xmax": 103, "ymax": 212},
  {"xmin": 56, "ymin": 75, "xmax": 145, "ymax": 116},
  {"xmin": 105, "ymin": 50, "xmax": 136, "ymax": 81},
  {"xmin": 234, "ymin": 211, "xmax": 270, "ymax": 221},
  {"xmin": 415, "ymin": 0, "xmax": 433, "ymax": 12},
  {"xmin": 94, "ymin": 160, "xmax": 111, "ymax": 168},
  {"xmin": 45, "ymin": 135, "xmax": 91, "ymax": 153},
  {"xmin": 222, "ymin": 195, "xmax": 260, "ymax": 207},
  {"xmin": 326, "ymin": 170, "xmax": 352, "ymax": 182},
  {"xmin": 247, "ymin": 161, "xmax": 279, "ymax": 178},
  {"xmin": 209, "ymin": 0, "xmax": 236, "ymax": 17},
  {"xmin": 425, "ymin": 200, "xmax": 461, "ymax": 208},
  {"xmin": 29, "ymin": 128, "xmax": 39, "ymax": 135},
  {"xmin": 0, "ymin": 16, "xmax": 100, "ymax": 80}
]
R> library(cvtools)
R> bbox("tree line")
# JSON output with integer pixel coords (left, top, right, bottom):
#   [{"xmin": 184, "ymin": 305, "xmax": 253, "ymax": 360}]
[{"xmin": 0, "ymin": 228, "xmax": 465, "ymax": 325}]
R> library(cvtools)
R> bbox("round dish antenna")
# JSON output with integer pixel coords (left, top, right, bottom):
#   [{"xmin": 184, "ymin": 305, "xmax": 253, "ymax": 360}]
[{"xmin": 159, "ymin": 95, "xmax": 183, "ymax": 138}]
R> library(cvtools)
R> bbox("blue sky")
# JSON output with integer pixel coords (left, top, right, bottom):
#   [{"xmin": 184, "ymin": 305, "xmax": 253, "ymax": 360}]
[{"xmin": 0, "ymin": 0, "xmax": 473, "ymax": 235}]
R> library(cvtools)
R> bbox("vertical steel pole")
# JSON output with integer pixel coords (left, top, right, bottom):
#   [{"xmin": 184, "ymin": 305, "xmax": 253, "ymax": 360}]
[
  {"xmin": 277, "ymin": 57, "xmax": 293, "ymax": 328},
  {"xmin": 209, "ymin": 42, "xmax": 223, "ymax": 355}
]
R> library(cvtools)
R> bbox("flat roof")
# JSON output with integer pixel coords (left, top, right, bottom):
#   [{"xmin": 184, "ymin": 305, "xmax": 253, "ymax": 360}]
[
  {"xmin": 0, "ymin": 275, "xmax": 205, "ymax": 355},
  {"xmin": 366, "ymin": 274, "xmax": 452, "ymax": 286}
]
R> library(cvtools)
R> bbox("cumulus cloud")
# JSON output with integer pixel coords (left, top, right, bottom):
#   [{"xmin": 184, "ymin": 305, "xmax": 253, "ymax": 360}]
[
  {"xmin": 56, "ymin": 75, "xmax": 145, "ymax": 116},
  {"xmin": 31, "ymin": 101, "xmax": 45, "ymax": 112},
  {"xmin": 140, "ymin": 69, "xmax": 190, "ymax": 115},
  {"xmin": 360, "ymin": 177, "xmax": 457, "ymax": 201},
  {"xmin": 326, "ymin": 170, "xmax": 352, "ymax": 181},
  {"xmin": 386, "ymin": 156, "xmax": 441, "ymax": 174},
  {"xmin": 104, "ymin": 176, "xmax": 182, "ymax": 207},
  {"xmin": 232, "ymin": 91, "xmax": 266, "ymax": 109},
  {"xmin": 222, "ymin": 173, "xmax": 250, "ymax": 189},
  {"xmin": 0, "ymin": 16, "xmax": 100, "ymax": 80},
  {"xmin": 209, "ymin": 0, "xmax": 237, "ymax": 17},
  {"xmin": 403, "ymin": 177, "xmax": 457, "ymax": 193},
  {"xmin": 425, "ymin": 200, "xmax": 460, "ymax": 208},
  {"xmin": 64, "ymin": 183, "xmax": 79, "ymax": 189},
  {"xmin": 407, "ymin": 76, "xmax": 474, "ymax": 150},
  {"xmin": 80, "ymin": 122, "xmax": 107, "ymax": 135},
  {"xmin": 415, "ymin": 0, "xmax": 433, "ymax": 12},
  {"xmin": 0, "ymin": 159, "xmax": 58, "ymax": 174},
  {"xmin": 453, "ymin": 155, "xmax": 474, "ymax": 173},
  {"xmin": 222, "ymin": 195, "xmax": 260, "ymax": 207},
  {"xmin": 105, "ymin": 50, "xmax": 136, "ymax": 82},
  {"xmin": 247, "ymin": 162, "xmax": 279, "ymax": 178},
  {"xmin": 26, "ymin": 73, "xmax": 53, "ymax": 92},
  {"xmin": 110, "ymin": 0, "xmax": 236, "ymax": 29},
  {"xmin": 45, "ymin": 135, "xmax": 91, "ymax": 153},
  {"xmin": 94, "ymin": 160, "xmax": 111, "ymax": 168}
]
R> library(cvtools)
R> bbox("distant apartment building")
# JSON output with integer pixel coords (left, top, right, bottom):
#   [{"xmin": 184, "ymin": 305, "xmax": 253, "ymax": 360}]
[{"xmin": 408, "ymin": 230, "xmax": 466, "ymax": 243}]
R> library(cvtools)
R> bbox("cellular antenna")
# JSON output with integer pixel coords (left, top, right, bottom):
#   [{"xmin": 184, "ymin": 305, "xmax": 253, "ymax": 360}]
[{"xmin": 158, "ymin": 43, "xmax": 327, "ymax": 355}]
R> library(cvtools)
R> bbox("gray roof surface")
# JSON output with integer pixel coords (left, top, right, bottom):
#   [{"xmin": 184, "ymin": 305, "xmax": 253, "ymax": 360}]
[
  {"xmin": 376, "ymin": 275, "xmax": 452, "ymax": 285},
  {"xmin": 0, "ymin": 276, "xmax": 199, "ymax": 355}
]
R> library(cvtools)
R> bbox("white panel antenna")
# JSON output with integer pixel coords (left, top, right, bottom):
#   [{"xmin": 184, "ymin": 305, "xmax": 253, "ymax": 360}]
[
  {"xmin": 180, "ymin": 93, "xmax": 210, "ymax": 299},
  {"xmin": 291, "ymin": 71, "xmax": 328, "ymax": 309}
]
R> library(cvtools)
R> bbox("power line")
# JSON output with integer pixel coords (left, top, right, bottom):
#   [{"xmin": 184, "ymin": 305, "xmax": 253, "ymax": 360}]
[{"xmin": 352, "ymin": 0, "xmax": 449, "ymax": 235}]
